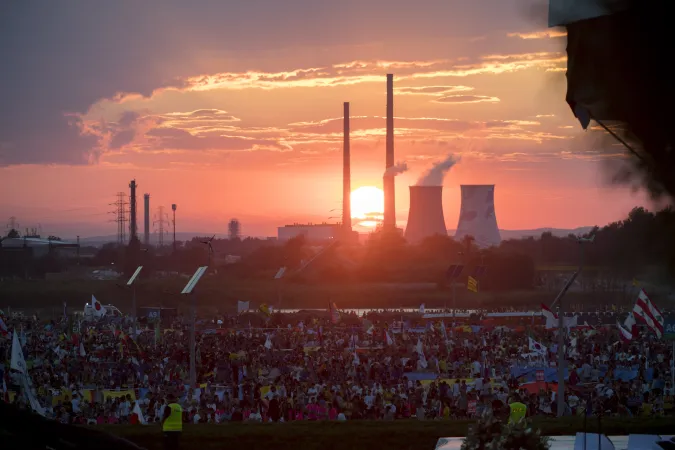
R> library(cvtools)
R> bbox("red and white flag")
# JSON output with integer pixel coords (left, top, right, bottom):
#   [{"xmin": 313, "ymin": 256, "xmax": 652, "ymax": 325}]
[
  {"xmin": 91, "ymin": 295, "xmax": 107, "ymax": 318},
  {"xmin": 623, "ymin": 312, "xmax": 637, "ymax": 335},
  {"xmin": 617, "ymin": 322, "xmax": 632, "ymax": 342},
  {"xmin": 633, "ymin": 289, "xmax": 664, "ymax": 338},
  {"xmin": 541, "ymin": 303, "xmax": 557, "ymax": 329}
]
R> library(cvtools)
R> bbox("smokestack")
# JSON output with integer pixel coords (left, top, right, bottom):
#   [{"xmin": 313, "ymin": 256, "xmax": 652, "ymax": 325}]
[
  {"xmin": 343, "ymin": 102, "xmax": 351, "ymax": 233},
  {"xmin": 455, "ymin": 185, "xmax": 501, "ymax": 248},
  {"xmin": 129, "ymin": 179, "xmax": 138, "ymax": 242},
  {"xmin": 143, "ymin": 193, "xmax": 150, "ymax": 246},
  {"xmin": 404, "ymin": 186, "xmax": 447, "ymax": 243},
  {"xmin": 383, "ymin": 74, "xmax": 396, "ymax": 229}
]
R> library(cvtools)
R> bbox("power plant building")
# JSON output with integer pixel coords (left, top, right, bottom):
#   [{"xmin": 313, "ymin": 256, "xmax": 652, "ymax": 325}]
[
  {"xmin": 454, "ymin": 185, "xmax": 501, "ymax": 248},
  {"xmin": 404, "ymin": 186, "xmax": 448, "ymax": 243},
  {"xmin": 277, "ymin": 223, "xmax": 340, "ymax": 242}
]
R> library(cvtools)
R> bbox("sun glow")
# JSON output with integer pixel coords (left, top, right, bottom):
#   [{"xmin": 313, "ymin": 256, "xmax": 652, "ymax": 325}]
[{"xmin": 351, "ymin": 186, "xmax": 384, "ymax": 228}]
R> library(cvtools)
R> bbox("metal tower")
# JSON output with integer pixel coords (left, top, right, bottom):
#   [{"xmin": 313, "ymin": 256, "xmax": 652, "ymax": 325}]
[
  {"xmin": 110, "ymin": 192, "xmax": 129, "ymax": 245},
  {"xmin": 154, "ymin": 206, "xmax": 169, "ymax": 247}
]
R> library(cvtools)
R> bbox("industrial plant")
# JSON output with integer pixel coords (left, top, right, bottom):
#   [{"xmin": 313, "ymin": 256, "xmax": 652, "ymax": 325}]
[{"xmin": 454, "ymin": 185, "xmax": 501, "ymax": 248}]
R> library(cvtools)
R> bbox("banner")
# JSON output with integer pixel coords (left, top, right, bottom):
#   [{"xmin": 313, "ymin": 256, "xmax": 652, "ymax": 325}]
[{"xmin": 102, "ymin": 390, "xmax": 136, "ymax": 401}]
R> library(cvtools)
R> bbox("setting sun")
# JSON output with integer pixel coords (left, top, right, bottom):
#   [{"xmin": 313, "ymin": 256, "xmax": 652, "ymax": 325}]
[{"xmin": 351, "ymin": 186, "xmax": 384, "ymax": 227}]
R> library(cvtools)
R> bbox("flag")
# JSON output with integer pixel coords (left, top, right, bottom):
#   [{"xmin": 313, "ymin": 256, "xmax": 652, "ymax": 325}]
[
  {"xmin": 329, "ymin": 302, "xmax": 340, "ymax": 324},
  {"xmin": 467, "ymin": 276, "xmax": 478, "ymax": 293},
  {"xmin": 439, "ymin": 321, "xmax": 447, "ymax": 339},
  {"xmin": 0, "ymin": 316, "xmax": 8, "ymax": 337},
  {"xmin": 132, "ymin": 401, "xmax": 147, "ymax": 425},
  {"xmin": 237, "ymin": 301, "xmax": 250, "ymax": 314},
  {"xmin": 541, "ymin": 303, "xmax": 557, "ymax": 329},
  {"xmin": 624, "ymin": 312, "xmax": 637, "ymax": 335},
  {"xmin": 415, "ymin": 338, "xmax": 427, "ymax": 368},
  {"xmin": 633, "ymin": 289, "xmax": 664, "ymax": 338},
  {"xmin": 62, "ymin": 301, "xmax": 67, "ymax": 321},
  {"xmin": 385, "ymin": 331, "xmax": 394, "ymax": 346},
  {"xmin": 79, "ymin": 342, "xmax": 86, "ymax": 357},
  {"xmin": 258, "ymin": 303, "xmax": 271, "ymax": 316},
  {"xmin": 419, "ymin": 303, "xmax": 425, "ymax": 314},
  {"xmin": 632, "ymin": 278, "xmax": 639, "ymax": 287},
  {"xmin": 10, "ymin": 331, "xmax": 27, "ymax": 374},
  {"xmin": 352, "ymin": 352, "xmax": 360, "ymax": 366},
  {"xmin": 617, "ymin": 322, "xmax": 632, "ymax": 342},
  {"xmin": 91, "ymin": 295, "xmax": 106, "ymax": 318},
  {"xmin": 528, "ymin": 337, "xmax": 547, "ymax": 356},
  {"xmin": 264, "ymin": 334, "xmax": 273, "ymax": 349}
]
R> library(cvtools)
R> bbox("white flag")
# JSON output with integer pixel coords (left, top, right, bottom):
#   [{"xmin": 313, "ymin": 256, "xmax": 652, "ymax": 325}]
[
  {"xmin": 10, "ymin": 331, "xmax": 27, "ymax": 374},
  {"xmin": 91, "ymin": 295, "xmax": 106, "ymax": 318},
  {"xmin": 352, "ymin": 352, "xmax": 360, "ymax": 366},
  {"xmin": 237, "ymin": 300, "xmax": 250, "ymax": 314},
  {"xmin": 79, "ymin": 342, "xmax": 86, "ymax": 357},
  {"xmin": 419, "ymin": 303, "xmax": 425, "ymax": 314},
  {"xmin": 385, "ymin": 331, "xmax": 394, "ymax": 346},
  {"xmin": 617, "ymin": 322, "xmax": 633, "ymax": 342},
  {"xmin": 264, "ymin": 334, "xmax": 273, "ymax": 350},
  {"xmin": 528, "ymin": 337, "xmax": 547, "ymax": 356},
  {"xmin": 133, "ymin": 401, "xmax": 147, "ymax": 424}
]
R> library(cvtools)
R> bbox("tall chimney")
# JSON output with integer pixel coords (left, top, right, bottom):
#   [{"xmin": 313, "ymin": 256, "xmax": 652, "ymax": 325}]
[
  {"xmin": 383, "ymin": 74, "xmax": 396, "ymax": 229},
  {"xmin": 129, "ymin": 179, "xmax": 138, "ymax": 242},
  {"xmin": 343, "ymin": 102, "xmax": 351, "ymax": 233},
  {"xmin": 143, "ymin": 193, "xmax": 150, "ymax": 246}
]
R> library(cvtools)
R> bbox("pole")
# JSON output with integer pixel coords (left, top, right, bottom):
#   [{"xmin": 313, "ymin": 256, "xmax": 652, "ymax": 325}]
[
  {"xmin": 557, "ymin": 242, "xmax": 585, "ymax": 417},
  {"xmin": 189, "ymin": 292, "xmax": 196, "ymax": 387},
  {"xmin": 132, "ymin": 284, "xmax": 137, "ymax": 338},
  {"xmin": 173, "ymin": 209, "xmax": 176, "ymax": 253}
]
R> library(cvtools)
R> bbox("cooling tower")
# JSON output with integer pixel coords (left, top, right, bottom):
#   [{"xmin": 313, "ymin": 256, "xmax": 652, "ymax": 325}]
[
  {"xmin": 454, "ymin": 185, "xmax": 501, "ymax": 248},
  {"xmin": 404, "ymin": 186, "xmax": 447, "ymax": 243},
  {"xmin": 383, "ymin": 74, "xmax": 396, "ymax": 229}
]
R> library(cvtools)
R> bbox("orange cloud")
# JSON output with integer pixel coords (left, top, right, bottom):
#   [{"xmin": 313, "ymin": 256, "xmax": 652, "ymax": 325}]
[
  {"xmin": 434, "ymin": 95, "xmax": 500, "ymax": 104},
  {"xmin": 507, "ymin": 30, "xmax": 567, "ymax": 39},
  {"xmin": 165, "ymin": 54, "xmax": 566, "ymax": 93}
]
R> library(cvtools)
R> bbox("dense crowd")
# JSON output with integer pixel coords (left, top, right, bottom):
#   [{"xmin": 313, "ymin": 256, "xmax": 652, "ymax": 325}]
[{"xmin": 1, "ymin": 307, "xmax": 673, "ymax": 426}]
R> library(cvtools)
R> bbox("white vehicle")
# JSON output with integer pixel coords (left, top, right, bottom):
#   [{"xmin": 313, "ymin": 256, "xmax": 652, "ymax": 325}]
[{"xmin": 83, "ymin": 302, "xmax": 123, "ymax": 321}]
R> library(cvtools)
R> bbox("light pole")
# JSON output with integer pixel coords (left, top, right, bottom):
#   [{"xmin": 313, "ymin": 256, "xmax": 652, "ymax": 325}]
[
  {"xmin": 181, "ymin": 266, "xmax": 208, "ymax": 388},
  {"xmin": 126, "ymin": 266, "xmax": 143, "ymax": 338},
  {"xmin": 556, "ymin": 235, "xmax": 594, "ymax": 417}
]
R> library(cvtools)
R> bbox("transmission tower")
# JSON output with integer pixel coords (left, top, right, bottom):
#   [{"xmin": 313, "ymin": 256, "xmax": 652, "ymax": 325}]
[
  {"xmin": 110, "ymin": 192, "xmax": 129, "ymax": 245},
  {"xmin": 154, "ymin": 205, "xmax": 169, "ymax": 247}
]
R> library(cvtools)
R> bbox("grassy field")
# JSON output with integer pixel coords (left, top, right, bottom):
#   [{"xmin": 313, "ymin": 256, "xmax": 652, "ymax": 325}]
[
  {"xmin": 107, "ymin": 418, "xmax": 674, "ymax": 450},
  {"xmin": 0, "ymin": 277, "xmax": 620, "ymax": 315}
]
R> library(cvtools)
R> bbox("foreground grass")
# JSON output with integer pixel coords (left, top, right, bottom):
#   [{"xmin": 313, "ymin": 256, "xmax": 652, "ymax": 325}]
[{"xmin": 107, "ymin": 417, "xmax": 674, "ymax": 450}]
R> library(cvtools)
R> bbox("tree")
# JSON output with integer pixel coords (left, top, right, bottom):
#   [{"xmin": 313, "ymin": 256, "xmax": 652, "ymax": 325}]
[{"xmin": 7, "ymin": 229, "xmax": 19, "ymax": 238}]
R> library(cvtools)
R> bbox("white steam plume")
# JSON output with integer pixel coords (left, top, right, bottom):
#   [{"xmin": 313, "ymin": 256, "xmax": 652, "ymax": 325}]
[
  {"xmin": 384, "ymin": 161, "xmax": 408, "ymax": 177},
  {"xmin": 416, "ymin": 154, "xmax": 461, "ymax": 186}
]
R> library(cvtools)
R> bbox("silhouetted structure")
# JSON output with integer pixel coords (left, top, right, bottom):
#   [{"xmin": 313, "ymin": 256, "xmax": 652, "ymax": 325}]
[
  {"xmin": 110, "ymin": 192, "xmax": 128, "ymax": 245},
  {"xmin": 228, "ymin": 219, "xmax": 241, "ymax": 240},
  {"xmin": 343, "ymin": 102, "xmax": 352, "ymax": 234},
  {"xmin": 171, "ymin": 204, "xmax": 177, "ymax": 251},
  {"xmin": 455, "ymin": 185, "xmax": 501, "ymax": 248},
  {"xmin": 383, "ymin": 74, "xmax": 396, "ymax": 230},
  {"xmin": 404, "ymin": 186, "xmax": 447, "ymax": 243},
  {"xmin": 143, "ymin": 193, "xmax": 150, "ymax": 246},
  {"xmin": 128, "ymin": 179, "xmax": 138, "ymax": 243},
  {"xmin": 154, "ymin": 206, "xmax": 168, "ymax": 248}
]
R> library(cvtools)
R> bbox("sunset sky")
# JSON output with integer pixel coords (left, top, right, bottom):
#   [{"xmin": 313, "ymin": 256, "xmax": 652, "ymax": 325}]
[{"xmin": 0, "ymin": 1, "xmax": 647, "ymax": 239}]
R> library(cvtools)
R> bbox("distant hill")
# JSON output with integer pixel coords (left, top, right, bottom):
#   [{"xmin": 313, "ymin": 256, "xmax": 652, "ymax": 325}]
[{"xmin": 447, "ymin": 227, "xmax": 594, "ymax": 241}]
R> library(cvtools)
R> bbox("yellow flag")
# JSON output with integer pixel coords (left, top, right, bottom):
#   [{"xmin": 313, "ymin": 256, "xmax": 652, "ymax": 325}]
[
  {"xmin": 259, "ymin": 303, "xmax": 271, "ymax": 316},
  {"xmin": 632, "ymin": 278, "xmax": 639, "ymax": 287},
  {"xmin": 467, "ymin": 276, "xmax": 479, "ymax": 293}
]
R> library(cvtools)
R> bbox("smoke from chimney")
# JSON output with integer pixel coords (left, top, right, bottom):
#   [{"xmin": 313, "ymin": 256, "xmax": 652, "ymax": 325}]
[
  {"xmin": 416, "ymin": 154, "xmax": 460, "ymax": 186},
  {"xmin": 384, "ymin": 161, "xmax": 408, "ymax": 177}
]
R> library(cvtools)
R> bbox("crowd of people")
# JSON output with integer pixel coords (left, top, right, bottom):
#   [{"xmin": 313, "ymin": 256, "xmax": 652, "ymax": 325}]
[{"xmin": 1, "ymin": 306, "xmax": 673, "ymax": 426}]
